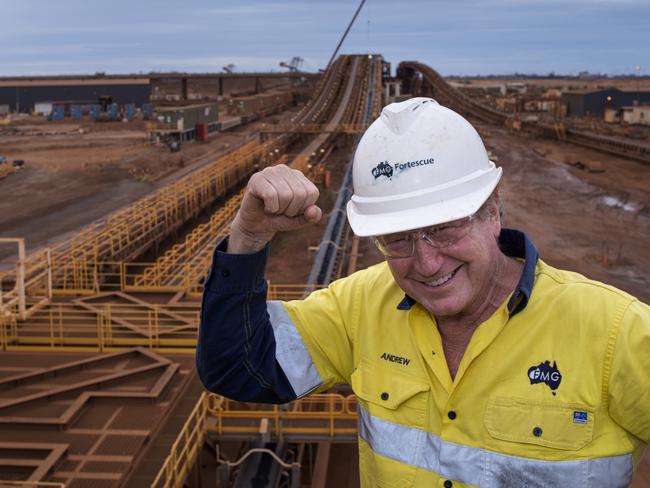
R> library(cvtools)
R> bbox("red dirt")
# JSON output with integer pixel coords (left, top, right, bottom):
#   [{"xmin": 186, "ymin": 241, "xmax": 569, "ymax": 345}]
[{"xmin": 0, "ymin": 108, "xmax": 301, "ymax": 260}]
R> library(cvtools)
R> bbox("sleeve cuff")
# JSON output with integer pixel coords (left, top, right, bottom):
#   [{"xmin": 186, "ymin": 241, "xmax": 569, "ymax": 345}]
[{"xmin": 205, "ymin": 236, "xmax": 270, "ymax": 293}]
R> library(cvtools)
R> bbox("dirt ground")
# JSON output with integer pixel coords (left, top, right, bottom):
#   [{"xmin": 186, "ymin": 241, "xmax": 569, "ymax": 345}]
[
  {"xmin": 452, "ymin": 76, "xmax": 650, "ymax": 91},
  {"xmin": 0, "ymin": 108, "xmax": 300, "ymax": 262},
  {"xmin": 484, "ymin": 126, "xmax": 650, "ymax": 304}
]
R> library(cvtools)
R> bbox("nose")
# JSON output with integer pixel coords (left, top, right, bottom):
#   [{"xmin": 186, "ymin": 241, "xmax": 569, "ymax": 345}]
[{"xmin": 412, "ymin": 236, "xmax": 445, "ymax": 274}]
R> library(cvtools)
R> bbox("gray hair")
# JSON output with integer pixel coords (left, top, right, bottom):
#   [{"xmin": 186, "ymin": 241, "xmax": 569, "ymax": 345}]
[{"xmin": 477, "ymin": 187, "xmax": 502, "ymax": 221}]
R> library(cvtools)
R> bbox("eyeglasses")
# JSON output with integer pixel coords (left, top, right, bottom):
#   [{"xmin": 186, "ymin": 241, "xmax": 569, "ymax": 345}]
[{"xmin": 374, "ymin": 214, "xmax": 477, "ymax": 259}]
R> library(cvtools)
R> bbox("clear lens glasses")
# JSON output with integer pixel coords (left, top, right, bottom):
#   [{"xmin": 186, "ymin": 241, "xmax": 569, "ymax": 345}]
[{"xmin": 374, "ymin": 215, "xmax": 476, "ymax": 259}]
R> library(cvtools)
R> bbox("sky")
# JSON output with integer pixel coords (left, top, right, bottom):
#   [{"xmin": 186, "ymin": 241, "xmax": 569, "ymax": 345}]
[{"xmin": 1, "ymin": 0, "xmax": 648, "ymax": 77}]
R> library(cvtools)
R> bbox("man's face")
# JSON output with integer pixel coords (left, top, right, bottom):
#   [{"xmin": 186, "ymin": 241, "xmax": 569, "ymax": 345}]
[{"xmin": 386, "ymin": 201, "xmax": 502, "ymax": 319}]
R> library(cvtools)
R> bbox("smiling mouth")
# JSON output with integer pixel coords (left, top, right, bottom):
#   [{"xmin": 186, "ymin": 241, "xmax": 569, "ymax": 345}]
[{"xmin": 424, "ymin": 266, "xmax": 460, "ymax": 287}]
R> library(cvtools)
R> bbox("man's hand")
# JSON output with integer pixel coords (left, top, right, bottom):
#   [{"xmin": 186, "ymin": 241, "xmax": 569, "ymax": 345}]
[{"xmin": 228, "ymin": 164, "xmax": 322, "ymax": 254}]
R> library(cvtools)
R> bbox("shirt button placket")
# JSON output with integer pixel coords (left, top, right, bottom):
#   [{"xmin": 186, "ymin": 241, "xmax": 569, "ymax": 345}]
[{"xmin": 441, "ymin": 410, "xmax": 456, "ymax": 488}]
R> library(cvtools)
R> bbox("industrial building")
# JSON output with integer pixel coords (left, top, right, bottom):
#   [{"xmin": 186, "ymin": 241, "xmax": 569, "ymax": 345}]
[
  {"xmin": 562, "ymin": 87, "xmax": 650, "ymax": 117},
  {"xmin": 0, "ymin": 72, "xmax": 316, "ymax": 114},
  {"xmin": 153, "ymin": 102, "xmax": 221, "ymax": 141},
  {"xmin": 605, "ymin": 104, "xmax": 650, "ymax": 125},
  {"xmin": 156, "ymin": 103, "xmax": 219, "ymax": 131},
  {"xmin": 0, "ymin": 76, "xmax": 151, "ymax": 113}
]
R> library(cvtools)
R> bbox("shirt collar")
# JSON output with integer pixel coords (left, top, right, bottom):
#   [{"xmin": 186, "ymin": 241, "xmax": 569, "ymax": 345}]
[{"xmin": 396, "ymin": 228, "xmax": 539, "ymax": 316}]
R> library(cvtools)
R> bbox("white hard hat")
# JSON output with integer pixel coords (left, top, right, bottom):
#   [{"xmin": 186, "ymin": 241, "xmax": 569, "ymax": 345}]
[{"xmin": 346, "ymin": 97, "xmax": 502, "ymax": 237}]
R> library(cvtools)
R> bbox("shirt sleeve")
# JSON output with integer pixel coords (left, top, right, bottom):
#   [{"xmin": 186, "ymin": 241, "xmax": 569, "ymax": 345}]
[
  {"xmin": 196, "ymin": 238, "xmax": 303, "ymax": 404},
  {"xmin": 608, "ymin": 299, "xmax": 650, "ymax": 444},
  {"xmin": 282, "ymin": 279, "xmax": 357, "ymax": 391}
]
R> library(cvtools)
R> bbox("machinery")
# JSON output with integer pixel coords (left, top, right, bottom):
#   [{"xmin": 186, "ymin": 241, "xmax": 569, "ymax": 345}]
[
  {"xmin": 0, "ymin": 156, "xmax": 21, "ymax": 179},
  {"xmin": 279, "ymin": 56, "xmax": 304, "ymax": 72}
]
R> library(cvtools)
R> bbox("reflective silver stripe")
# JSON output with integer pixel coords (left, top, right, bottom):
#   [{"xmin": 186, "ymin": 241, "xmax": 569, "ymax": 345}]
[
  {"xmin": 358, "ymin": 401, "xmax": 432, "ymax": 470},
  {"xmin": 358, "ymin": 405, "xmax": 633, "ymax": 488},
  {"xmin": 267, "ymin": 301, "xmax": 322, "ymax": 397}
]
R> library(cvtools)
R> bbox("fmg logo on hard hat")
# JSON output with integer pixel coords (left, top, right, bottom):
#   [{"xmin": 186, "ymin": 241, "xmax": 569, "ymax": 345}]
[
  {"xmin": 371, "ymin": 157, "xmax": 435, "ymax": 180},
  {"xmin": 371, "ymin": 161, "xmax": 393, "ymax": 179}
]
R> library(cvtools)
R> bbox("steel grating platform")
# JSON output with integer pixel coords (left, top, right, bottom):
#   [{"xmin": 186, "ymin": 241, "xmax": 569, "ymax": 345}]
[{"xmin": 0, "ymin": 349, "xmax": 198, "ymax": 487}]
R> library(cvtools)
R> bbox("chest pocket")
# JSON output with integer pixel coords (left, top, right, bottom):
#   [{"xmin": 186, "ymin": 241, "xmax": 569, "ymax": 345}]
[
  {"xmin": 352, "ymin": 361, "xmax": 430, "ymax": 488},
  {"xmin": 485, "ymin": 396, "xmax": 594, "ymax": 451},
  {"xmin": 351, "ymin": 361, "xmax": 430, "ymax": 423}
]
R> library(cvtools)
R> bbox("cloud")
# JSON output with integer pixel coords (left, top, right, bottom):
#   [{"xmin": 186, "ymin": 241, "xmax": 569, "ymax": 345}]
[{"xmin": 0, "ymin": 0, "xmax": 648, "ymax": 76}]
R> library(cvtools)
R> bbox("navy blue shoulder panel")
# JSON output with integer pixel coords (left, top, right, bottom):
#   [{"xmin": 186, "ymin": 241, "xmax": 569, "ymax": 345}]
[
  {"xmin": 196, "ymin": 238, "xmax": 298, "ymax": 404},
  {"xmin": 499, "ymin": 228, "xmax": 539, "ymax": 316}
]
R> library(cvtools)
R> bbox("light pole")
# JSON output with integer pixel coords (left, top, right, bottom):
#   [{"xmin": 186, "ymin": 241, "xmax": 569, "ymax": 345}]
[{"xmin": 634, "ymin": 64, "xmax": 641, "ymax": 106}]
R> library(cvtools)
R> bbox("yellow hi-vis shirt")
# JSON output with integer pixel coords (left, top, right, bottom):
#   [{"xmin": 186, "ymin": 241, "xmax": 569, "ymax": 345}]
[{"xmin": 279, "ymin": 258, "xmax": 650, "ymax": 487}]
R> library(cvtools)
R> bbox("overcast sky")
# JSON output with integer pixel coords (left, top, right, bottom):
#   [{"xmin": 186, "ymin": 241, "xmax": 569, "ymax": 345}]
[{"xmin": 1, "ymin": 0, "xmax": 648, "ymax": 77}]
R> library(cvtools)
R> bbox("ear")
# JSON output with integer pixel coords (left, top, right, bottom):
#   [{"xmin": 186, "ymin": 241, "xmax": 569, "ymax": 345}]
[{"xmin": 487, "ymin": 196, "xmax": 502, "ymax": 238}]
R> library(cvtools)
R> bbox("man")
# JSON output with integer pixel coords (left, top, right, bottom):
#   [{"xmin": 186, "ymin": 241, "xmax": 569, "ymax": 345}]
[{"xmin": 197, "ymin": 98, "xmax": 649, "ymax": 487}]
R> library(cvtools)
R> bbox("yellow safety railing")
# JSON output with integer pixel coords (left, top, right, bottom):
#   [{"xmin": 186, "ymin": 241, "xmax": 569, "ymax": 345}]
[
  {"xmin": 2, "ymin": 283, "xmax": 324, "ymax": 352},
  {"xmin": 45, "ymin": 252, "xmax": 328, "ymax": 299},
  {"xmin": 267, "ymin": 283, "xmax": 325, "ymax": 301},
  {"xmin": 259, "ymin": 123, "xmax": 369, "ymax": 134},
  {"xmin": 0, "ymin": 303, "xmax": 18, "ymax": 351},
  {"xmin": 132, "ymin": 190, "xmax": 244, "ymax": 291},
  {"xmin": 151, "ymin": 393, "xmax": 210, "ymax": 488},
  {"xmin": 151, "ymin": 393, "xmax": 358, "ymax": 488},
  {"xmin": 2, "ymin": 138, "xmax": 286, "ymax": 303},
  {"xmin": 0, "ymin": 244, "xmax": 52, "ymax": 320},
  {"xmin": 1, "ymin": 301, "xmax": 200, "ymax": 352},
  {"xmin": 1, "ymin": 55, "xmax": 366, "ymax": 334},
  {"xmin": 209, "ymin": 393, "xmax": 358, "ymax": 437}
]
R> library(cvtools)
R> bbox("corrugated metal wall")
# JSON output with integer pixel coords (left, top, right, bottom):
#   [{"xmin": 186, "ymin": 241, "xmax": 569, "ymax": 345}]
[
  {"xmin": 0, "ymin": 83, "xmax": 151, "ymax": 112},
  {"xmin": 563, "ymin": 88, "xmax": 650, "ymax": 117}
]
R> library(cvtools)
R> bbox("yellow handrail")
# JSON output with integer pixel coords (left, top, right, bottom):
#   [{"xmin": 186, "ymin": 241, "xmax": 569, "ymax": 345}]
[{"xmin": 151, "ymin": 393, "xmax": 358, "ymax": 488}]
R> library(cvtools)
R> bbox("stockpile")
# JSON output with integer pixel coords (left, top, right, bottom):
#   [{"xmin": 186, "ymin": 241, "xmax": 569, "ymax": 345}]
[{"xmin": 226, "ymin": 90, "xmax": 294, "ymax": 116}]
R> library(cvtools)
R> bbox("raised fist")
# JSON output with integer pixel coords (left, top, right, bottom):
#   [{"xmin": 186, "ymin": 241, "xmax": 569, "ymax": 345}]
[{"xmin": 228, "ymin": 164, "xmax": 322, "ymax": 253}]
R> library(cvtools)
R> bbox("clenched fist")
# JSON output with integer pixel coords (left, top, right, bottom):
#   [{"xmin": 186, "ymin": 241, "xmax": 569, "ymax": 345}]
[{"xmin": 228, "ymin": 165, "xmax": 322, "ymax": 253}]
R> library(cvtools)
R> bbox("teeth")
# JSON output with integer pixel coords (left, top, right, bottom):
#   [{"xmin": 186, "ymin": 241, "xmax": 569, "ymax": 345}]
[{"xmin": 426, "ymin": 270, "xmax": 455, "ymax": 287}]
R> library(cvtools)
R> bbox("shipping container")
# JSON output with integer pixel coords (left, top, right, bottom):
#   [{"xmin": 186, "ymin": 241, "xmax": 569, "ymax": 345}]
[
  {"xmin": 195, "ymin": 123, "xmax": 208, "ymax": 141},
  {"xmin": 124, "ymin": 103, "xmax": 136, "ymax": 119},
  {"xmin": 142, "ymin": 103, "xmax": 153, "ymax": 119},
  {"xmin": 216, "ymin": 117, "xmax": 240, "ymax": 131},
  {"xmin": 70, "ymin": 105, "xmax": 82, "ymax": 119},
  {"xmin": 107, "ymin": 103, "xmax": 119, "ymax": 119},
  {"xmin": 49, "ymin": 105, "xmax": 64, "ymax": 120},
  {"xmin": 35, "ymin": 102, "xmax": 53, "ymax": 116}
]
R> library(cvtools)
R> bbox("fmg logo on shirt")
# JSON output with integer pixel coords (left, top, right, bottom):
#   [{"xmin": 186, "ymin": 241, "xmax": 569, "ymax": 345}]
[{"xmin": 528, "ymin": 360, "xmax": 562, "ymax": 395}]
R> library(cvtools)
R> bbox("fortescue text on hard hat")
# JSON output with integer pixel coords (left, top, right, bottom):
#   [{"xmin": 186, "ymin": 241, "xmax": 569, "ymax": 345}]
[{"xmin": 371, "ymin": 158, "xmax": 435, "ymax": 180}]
